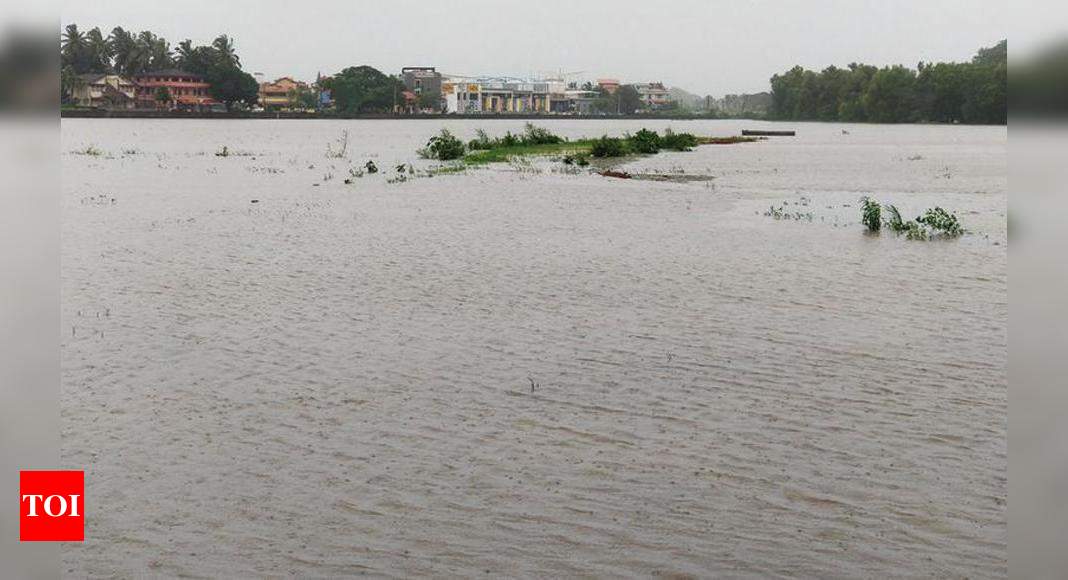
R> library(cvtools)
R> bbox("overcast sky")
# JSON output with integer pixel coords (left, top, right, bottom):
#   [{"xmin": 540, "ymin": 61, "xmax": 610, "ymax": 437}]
[{"xmin": 60, "ymin": 0, "xmax": 1016, "ymax": 96}]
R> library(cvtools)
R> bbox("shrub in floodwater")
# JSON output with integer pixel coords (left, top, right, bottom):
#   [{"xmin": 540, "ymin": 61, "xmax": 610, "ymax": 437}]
[
  {"xmin": 880, "ymin": 201, "xmax": 964, "ymax": 240},
  {"xmin": 521, "ymin": 123, "xmax": 563, "ymax": 145},
  {"xmin": 883, "ymin": 204, "xmax": 907, "ymax": 233},
  {"xmin": 364, "ymin": 160, "xmax": 378, "ymax": 174},
  {"xmin": 215, "ymin": 146, "xmax": 230, "ymax": 157},
  {"xmin": 468, "ymin": 129, "xmax": 494, "ymax": 150},
  {"xmin": 591, "ymin": 135, "xmax": 626, "ymax": 158},
  {"xmin": 904, "ymin": 221, "xmax": 928, "ymax": 240},
  {"xmin": 916, "ymin": 207, "xmax": 964, "ymax": 237},
  {"xmin": 419, "ymin": 129, "xmax": 465, "ymax": 160},
  {"xmin": 660, "ymin": 129, "xmax": 699, "ymax": 151},
  {"xmin": 627, "ymin": 129, "xmax": 662, "ymax": 154},
  {"xmin": 860, "ymin": 196, "xmax": 881, "ymax": 232}
]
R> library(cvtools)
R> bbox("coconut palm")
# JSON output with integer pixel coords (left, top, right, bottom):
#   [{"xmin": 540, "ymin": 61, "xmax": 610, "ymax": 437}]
[
  {"xmin": 211, "ymin": 35, "xmax": 239, "ymax": 67},
  {"xmin": 109, "ymin": 27, "xmax": 138, "ymax": 76},
  {"xmin": 85, "ymin": 27, "xmax": 112, "ymax": 72},
  {"xmin": 61, "ymin": 24, "xmax": 88, "ymax": 72},
  {"xmin": 175, "ymin": 39, "xmax": 195, "ymax": 70},
  {"xmin": 137, "ymin": 31, "xmax": 173, "ymax": 71}
]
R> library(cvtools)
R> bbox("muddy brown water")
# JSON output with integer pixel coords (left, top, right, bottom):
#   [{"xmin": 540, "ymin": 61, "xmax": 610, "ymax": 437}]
[{"xmin": 61, "ymin": 119, "xmax": 1006, "ymax": 578}]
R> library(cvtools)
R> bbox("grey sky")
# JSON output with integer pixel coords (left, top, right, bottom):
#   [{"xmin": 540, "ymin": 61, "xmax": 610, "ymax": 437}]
[{"xmin": 62, "ymin": 0, "xmax": 1011, "ymax": 96}]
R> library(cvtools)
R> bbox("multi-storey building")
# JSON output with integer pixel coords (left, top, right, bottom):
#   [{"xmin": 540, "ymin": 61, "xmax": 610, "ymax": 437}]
[{"xmin": 133, "ymin": 69, "xmax": 217, "ymax": 110}]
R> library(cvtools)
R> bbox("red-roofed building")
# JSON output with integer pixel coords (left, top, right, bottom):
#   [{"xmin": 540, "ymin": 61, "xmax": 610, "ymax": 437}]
[{"xmin": 133, "ymin": 69, "xmax": 219, "ymax": 110}]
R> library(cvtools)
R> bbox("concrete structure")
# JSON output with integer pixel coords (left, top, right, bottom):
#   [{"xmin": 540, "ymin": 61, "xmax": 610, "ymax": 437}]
[
  {"xmin": 258, "ymin": 77, "xmax": 308, "ymax": 110},
  {"xmin": 564, "ymin": 88, "xmax": 599, "ymax": 114},
  {"xmin": 635, "ymin": 82, "xmax": 672, "ymax": 110},
  {"xmin": 597, "ymin": 78, "xmax": 620, "ymax": 94},
  {"xmin": 133, "ymin": 69, "xmax": 217, "ymax": 110},
  {"xmin": 71, "ymin": 73, "xmax": 138, "ymax": 109},
  {"xmin": 439, "ymin": 77, "xmax": 575, "ymax": 114},
  {"xmin": 401, "ymin": 67, "xmax": 442, "ymax": 111},
  {"xmin": 441, "ymin": 80, "xmax": 483, "ymax": 114}
]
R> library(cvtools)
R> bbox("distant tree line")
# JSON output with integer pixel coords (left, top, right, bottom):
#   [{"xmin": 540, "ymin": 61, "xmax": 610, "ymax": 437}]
[
  {"xmin": 769, "ymin": 40, "xmax": 1006, "ymax": 124},
  {"xmin": 60, "ymin": 23, "xmax": 259, "ymax": 110}
]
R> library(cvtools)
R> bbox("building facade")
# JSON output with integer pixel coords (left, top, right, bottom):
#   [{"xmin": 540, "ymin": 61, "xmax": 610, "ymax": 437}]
[
  {"xmin": 258, "ymin": 77, "xmax": 308, "ymax": 110},
  {"xmin": 71, "ymin": 73, "xmax": 138, "ymax": 109},
  {"xmin": 635, "ymin": 82, "xmax": 672, "ymax": 110},
  {"xmin": 401, "ymin": 67, "xmax": 442, "ymax": 111},
  {"xmin": 133, "ymin": 69, "xmax": 217, "ymax": 110},
  {"xmin": 597, "ymin": 78, "xmax": 620, "ymax": 94}
]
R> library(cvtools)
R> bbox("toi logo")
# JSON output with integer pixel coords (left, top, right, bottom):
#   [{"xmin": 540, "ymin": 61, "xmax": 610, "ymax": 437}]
[{"xmin": 20, "ymin": 470, "xmax": 84, "ymax": 542}]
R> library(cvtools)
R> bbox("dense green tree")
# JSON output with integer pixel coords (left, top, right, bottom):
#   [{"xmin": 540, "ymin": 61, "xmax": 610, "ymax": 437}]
[
  {"xmin": 322, "ymin": 66, "xmax": 403, "ymax": 113},
  {"xmin": 592, "ymin": 84, "xmax": 642, "ymax": 114},
  {"xmin": 769, "ymin": 41, "xmax": 1006, "ymax": 124},
  {"xmin": 206, "ymin": 64, "xmax": 259, "ymax": 110},
  {"xmin": 863, "ymin": 66, "xmax": 918, "ymax": 123}
]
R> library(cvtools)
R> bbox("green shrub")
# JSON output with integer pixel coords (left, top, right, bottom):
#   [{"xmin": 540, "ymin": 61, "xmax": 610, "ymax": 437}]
[
  {"xmin": 660, "ymin": 129, "xmax": 699, "ymax": 151},
  {"xmin": 627, "ymin": 129, "xmax": 661, "ymax": 154},
  {"xmin": 916, "ymin": 207, "xmax": 964, "ymax": 237},
  {"xmin": 861, "ymin": 196, "xmax": 881, "ymax": 232},
  {"xmin": 420, "ymin": 129, "xmax": 466, "ymax": 160},
  {"xmin": 522, "ymin": 123, "xmax": 563, "ymax": 145},
  {"xmin": 591, "ymin": 135, "xmax": 626, "ymax": 158},
  {"xmin": 883, "ymin": 204, "xmax": 907, "ymax": 233},
  {"xmin": 468, "ymin": 129, "xmax": 493, "ymax": 150}
]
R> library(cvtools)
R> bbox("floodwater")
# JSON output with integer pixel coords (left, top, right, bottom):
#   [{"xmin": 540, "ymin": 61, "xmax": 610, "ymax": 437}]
[{"xmin": 61, "ymin": 119, "xmax": 1006, "ymax": 578}]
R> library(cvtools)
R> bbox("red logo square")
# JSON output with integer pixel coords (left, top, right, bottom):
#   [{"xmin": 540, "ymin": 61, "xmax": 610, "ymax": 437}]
[{"xmin": 19, "ymin": 470, "xmax": 84, "ymax": 542}]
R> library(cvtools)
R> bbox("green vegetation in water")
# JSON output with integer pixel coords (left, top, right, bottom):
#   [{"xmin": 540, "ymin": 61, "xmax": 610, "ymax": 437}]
[
  {"xmin": 73, "ymin": 145, "xmax": 104, "ymax": 156},
  {"xmin": 861, "ymin": 196, "xmax": 882, "ymax": 232},
  {"xmin": 419, "ymin": 129, "xmax": 466, "ymax": 161},
  {"xmin": 429, "ymin": 124, "xmax": 759, "ymax": 166},
  {"xmin": 870, "ymin": 200, "xmax": 965, "ymax": 240}
]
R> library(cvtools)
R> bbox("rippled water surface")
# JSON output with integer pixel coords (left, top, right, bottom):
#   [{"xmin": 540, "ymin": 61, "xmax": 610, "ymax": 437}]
[{"xmin": 61, "ymin": 119, "xmax": 1006, "ymax": 578}]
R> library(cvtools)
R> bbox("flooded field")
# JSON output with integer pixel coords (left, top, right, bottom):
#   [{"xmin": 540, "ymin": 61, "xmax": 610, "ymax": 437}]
[{"xmin": 61, "ymin": 119, "xmax": 1006, "ymax": 578}]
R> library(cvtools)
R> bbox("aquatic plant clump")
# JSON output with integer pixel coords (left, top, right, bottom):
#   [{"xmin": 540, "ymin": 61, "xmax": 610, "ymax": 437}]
[
  {"xmin": 917, "ymin": 207, "xmax": 964, "ymax": 237},
  {"xmin": 861, "ymin": 197, "xmax": 882, "ymax": 232},
  {"xmin": 627, "ymin": 129, "xmax": 662, "ymax": 154},
  {"xmin": 659, "ymin": 129, "xmax": 700, "ymax": 151},
  {"xmin": 864, "ymin": 199, "xmax": 967, "ymax": 240},
  {"xmin": 590, "ymin": 136, "xmax": 627, "ymax": 158},
  {"xmin": 419, "ymin": 129, "xmax": 466, "ymax": 161}
]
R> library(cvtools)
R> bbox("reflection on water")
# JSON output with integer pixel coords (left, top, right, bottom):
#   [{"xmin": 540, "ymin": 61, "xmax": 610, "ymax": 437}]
[{"xmin": 61, "ymin": 119, "xmax": 1006, "ymax": 578}]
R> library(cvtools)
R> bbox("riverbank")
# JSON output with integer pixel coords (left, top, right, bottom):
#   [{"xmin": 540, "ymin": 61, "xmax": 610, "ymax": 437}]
[{"xmin": 59, "ymin": 108, "xmax": 755, "ymax": 121}]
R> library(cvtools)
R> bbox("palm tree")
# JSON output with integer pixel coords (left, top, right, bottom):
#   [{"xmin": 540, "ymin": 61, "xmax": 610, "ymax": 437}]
[
  {"xmin": 136, "ymin": 31, "xmax": 173, "ymax": 72},
  {"xmin": 175, "ymin": 39, "xmax": 195, "ymax": 70},
  {"xmin": 61, "ymin": 24, "xmax": 88, "ymax": 72},
  {"xmin": 109, "ymin": 27, "xmax": 137, "ymax": 76},
  {"xmin": 85, "ymin": 27, "xmax": 112, "ymax": 73},
  {"xmin": 211, "ymin": 35, "xmax": 239, "ymax": 67}
]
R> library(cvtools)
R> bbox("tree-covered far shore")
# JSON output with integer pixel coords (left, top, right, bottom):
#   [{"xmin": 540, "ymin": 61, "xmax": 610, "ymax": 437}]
[{"xmin": 769, "ymin": 40, "xmax": 1006, "ymax": 124}]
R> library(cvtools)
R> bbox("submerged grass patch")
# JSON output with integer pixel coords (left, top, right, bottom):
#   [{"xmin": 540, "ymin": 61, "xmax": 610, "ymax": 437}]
[{"xmin": 417, "ymin": 124, "xmax": 761, "ymax": 167}]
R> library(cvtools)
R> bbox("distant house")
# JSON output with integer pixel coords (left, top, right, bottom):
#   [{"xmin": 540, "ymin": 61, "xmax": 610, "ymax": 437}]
[
  {"xmin": 597, "ymin": 78, "xmax": 620, "ymax": 94},
  {"xmin": 401, "ymin": 67, "xmax": 442, "ymax": 112},
  {"xmin": 133, "ymin": 69, "xmax": 218, "ymax": 110},
  {"xmin": 258, "ymin": 76, "xmax": 308, "ymax": 110},
  {"xmin": 635, "ymin": 82, "xmax": 672, "ymax": 110},
  {"xmin": 72, "ymin": 73, "xmax": 138, "ymax": 109}
]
